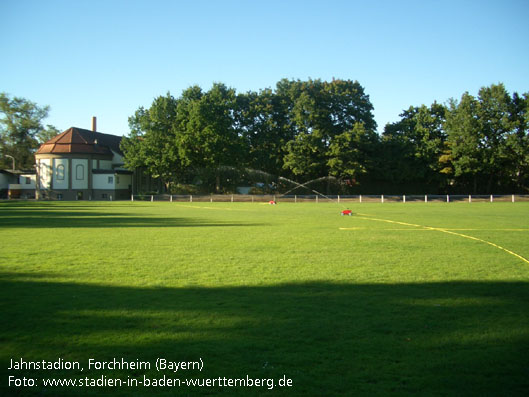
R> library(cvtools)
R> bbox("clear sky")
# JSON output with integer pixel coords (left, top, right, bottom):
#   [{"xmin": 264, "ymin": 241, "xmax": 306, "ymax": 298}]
[{"xmin": 1, "ymin": 0, "xmax": 528, "ymax": 136}]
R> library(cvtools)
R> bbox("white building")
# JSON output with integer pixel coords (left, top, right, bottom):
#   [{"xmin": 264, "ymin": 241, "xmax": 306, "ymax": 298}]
[
  {"xmin": 0, "ymin": 169, "xmax": 36, "ymax": 199},
  {"xmin": 35, "ymin": 118, "xmax": 132, "ymax": 200}
]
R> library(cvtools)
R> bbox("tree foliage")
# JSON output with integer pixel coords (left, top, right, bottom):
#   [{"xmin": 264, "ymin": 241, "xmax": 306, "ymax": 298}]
[
  {"xmin": 0, "ymin": 93, "xmax": 57, "ymax": 169},
  {"xmin": 121, "ymin": 92, "xmax": 181, "ymax": 190},
  {"xmin": 327, "ymin": 122, "xmax": 378, "ymax": 181},
  {"xmin": 122, "ymin": 81, "xmax": 529, "ymax": 194},
  {"xmin": 176, "ymin": 83, "xmax": 245, "ymax": 191},
  {"xmin": 383, "ymin": 102, "xmax": 447, "ymax": 191},
  {"xmin": 445, "ymin": 84, "xmax": 528, "ymax": 193},
  {"xmin": 122, "ymin": 79, "xmax": 378, "ymax": 193}
]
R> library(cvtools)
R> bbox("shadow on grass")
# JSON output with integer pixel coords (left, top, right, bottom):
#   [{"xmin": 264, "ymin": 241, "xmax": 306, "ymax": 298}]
[
  {"xmin": 0, "ymin": 201, "xmax": 151, "ymax": 210},
  {"xmin": 1, "ymin": 272, "xmax": 528, "ymax": 396},
  {"xmin": 0, "ymin": 204, "xmax": 263, "ymax": 229}
]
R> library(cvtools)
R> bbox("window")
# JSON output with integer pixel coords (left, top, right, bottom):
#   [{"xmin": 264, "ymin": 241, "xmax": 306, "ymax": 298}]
[
  {"xmin": 101, "ymin": 193, "xmax": 108, "ymax": 199},
  {"xmin": 76, "ymin": 164, "xmax": 84, "ymax": 180},
  {"xmin": 116, "ymin": 176, "xmax": 120, "ymax": 184},
  {"xmin": 56, "ymin": 164, "xmax": 65, "ymax": 180},
  {"xmin": 108, "ymin": 176, "xmax": 114, "ymax": 184},
  {"xmin": 25, "ymin": 177, "xmax": 31, "ymax": 184},
  {"xmin": 57, "ymin": 194, "xmax": 63, "ymax": 200}
]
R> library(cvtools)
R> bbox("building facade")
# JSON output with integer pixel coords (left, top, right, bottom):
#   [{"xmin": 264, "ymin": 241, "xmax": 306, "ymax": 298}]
[
  {"xmin": 0, "ymin": 169, "xmax": 36, "ymax": 199},
  {"xmin": 35, "ymin": 119, "xmax": 132, "ymax": 200}
]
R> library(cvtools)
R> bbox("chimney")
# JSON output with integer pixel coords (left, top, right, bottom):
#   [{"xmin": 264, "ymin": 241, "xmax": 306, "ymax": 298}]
[{"xmin": 91, "ymin": 116, "xmax": 97, "ymax": 132}]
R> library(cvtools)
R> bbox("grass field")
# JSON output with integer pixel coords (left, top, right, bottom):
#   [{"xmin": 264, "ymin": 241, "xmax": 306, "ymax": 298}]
[{"xmin": 1, "ymin": 200, "xmax": 528, "ymax": 396}]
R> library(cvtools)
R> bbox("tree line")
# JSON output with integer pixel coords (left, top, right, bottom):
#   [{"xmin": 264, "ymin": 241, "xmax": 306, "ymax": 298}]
[
  {"xmin": 2, "ymin": 81, "xmax": 527, "ymax": 194},
  {"xmin": 385, "ymin": 84, "xmax": 529, "ymax": 194},
  {"xmin": 122, "ymin": 79, "xmax": 528, "ymax": 194},
  {"xmin": 0, "ymin": 93, "xmax": 59, "ymax": 170}
]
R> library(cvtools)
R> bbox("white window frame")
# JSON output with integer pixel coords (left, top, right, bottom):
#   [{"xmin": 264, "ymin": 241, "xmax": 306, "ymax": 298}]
[
  {"xmin": 76, "ymin": 164, "xmax": 84, "ymax": 180},
  {"xmin": 56, "ymin": 164, "xmax": 65, "ymax": 180}
]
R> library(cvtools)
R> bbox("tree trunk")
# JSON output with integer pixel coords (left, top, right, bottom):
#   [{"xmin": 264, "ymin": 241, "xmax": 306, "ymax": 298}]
[{"xmin": 487, "ymin": 173, "xmax": 494, "ymax": 194}]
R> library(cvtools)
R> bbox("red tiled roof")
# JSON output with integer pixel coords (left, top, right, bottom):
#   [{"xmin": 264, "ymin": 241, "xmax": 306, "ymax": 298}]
[{"xmin": 36, "ymin": 127, "xmax": 123, "ymax": 155}]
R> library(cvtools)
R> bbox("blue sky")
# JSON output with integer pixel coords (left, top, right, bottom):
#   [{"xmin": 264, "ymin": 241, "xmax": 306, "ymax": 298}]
[{"xmin": 1, "ymin": 0, "xmax": 528, "ymax": 136}]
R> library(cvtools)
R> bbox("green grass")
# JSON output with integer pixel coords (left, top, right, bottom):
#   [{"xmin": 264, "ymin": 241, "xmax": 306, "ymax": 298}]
[{"xmin": 1, "ymin": 201, "xmax": 528, "ymax": 396}]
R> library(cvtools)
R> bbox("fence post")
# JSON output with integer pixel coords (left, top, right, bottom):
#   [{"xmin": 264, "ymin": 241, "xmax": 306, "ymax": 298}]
[
  {"xmin": 381, "ymin": 194, "xmax": 384, "ymax": 203},
  {"xmin": 425, "ymin": 195, "xmax": 427, "ymax": 203},
  {"xmin": 403, "ymin": 194, "xmax": 406, "ymax": 203},
  {"xmin": 190, "ymin": 195, "xmax": 193, "ymax": 203},
  {"xmin": 512, "ymin": 194, "xmax": 515, "ymax": 203},
  {"xmin": 273, "ymin": 195, "xmax": 276, "ymax": 203},
  {"xmin": 295, "ymin": 195, "xmax": 297, "ymax": 203},
  {"xmin": 469, "ymin": 194, "xmax": 471, "ymax": 203},
  {"xmin": 338, "ymin": 195, "xmax": 340, "ymax": 203},
  {"xmin": 446, "ymin": 194, "xmax": 449, "ymax": 203},
  {"xmin": 210, "ymin": 195, "xmax": 213, "ymax": 203},
  {"xmin": 231, "ymin": 194, "xmax": 234, "ymax": 203},
  {"xmin": 252, "ymin": 195, "xmax": 254, "ymax": 203},
  {"xmin": 360, "ymin": 195, "xmax": 362, "ymax": 203},
  {"xmin": 151, "ymin": 195, "xmax": 154, "ymax": 202},
  {"xmin": 315, "ymin": 195, "xmax": 318, "ymax": 203},
  {"xmin": 170, "ymin": 195, "xmax": 173, "ymax": 202},
  {"xmin": 131, "ymin": 194, "xmax": 134, "ymax": 202},
  {"xmin": 490, "ymin": 194, "xmax": 493, "ymax": 203}
]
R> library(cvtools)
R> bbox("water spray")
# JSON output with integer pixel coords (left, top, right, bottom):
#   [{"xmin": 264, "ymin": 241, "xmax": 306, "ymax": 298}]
[
  {"xmin": 280, "ymin": 176, "xmax": 338, "ymax": 196},
  {"xmin": 277, "ymin": 175, "xmax": 355, "ymax": 216},
  {"xmin": 215, "ymin": 166, "xmax": 353, "ymax": 215},
  {"xmin": 278, "ymin": 176, "xmax": 344, "ymax": 206}
]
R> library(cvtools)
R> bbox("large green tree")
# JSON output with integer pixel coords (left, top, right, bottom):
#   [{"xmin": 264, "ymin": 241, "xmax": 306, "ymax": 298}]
[
  {"xmin": 121, "ymin": 92, "xmax": 182, "ymax": 191},
  {"xmin": 327, "ymin": 122, "xmax": 378, "ymax": 182},
  {"xmin": 175, "ymin": 83, "xmax": 245, "ymax": 192},
  {"xmin": 236, "ymin": 88, "xmax": 291, "ymax": 177},
  {"xmin": 445, "ymin": 84, "xmax": 520, "ymax": 193},
  {"xmin": 505, "ymin": 92, "xmax": 529, "ymax": 191},
  {"xmin": 0, "ymin": 93, "xmax": 57, "ymax": 169},
  {"xmin": 383, "ymin": 102, "xmax": 447, "ymax": 192},
  {"xmin": 283, "ymin": 131, "xmax": 327, "ymax": 177},
  {"xmin": 280, "ymin": 79, "xmax": 377, "ymax": 180}
]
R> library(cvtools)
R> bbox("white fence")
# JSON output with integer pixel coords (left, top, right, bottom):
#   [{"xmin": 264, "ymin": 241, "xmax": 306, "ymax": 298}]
[{"xmin": 131, "ymin": 194, "xmax": 529, "ymax": 203}]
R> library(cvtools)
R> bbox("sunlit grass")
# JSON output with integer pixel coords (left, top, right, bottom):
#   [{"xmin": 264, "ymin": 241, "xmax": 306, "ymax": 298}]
[{"xmin": 1, "ymin": 201, "xmax": 528, "ymax": 395}]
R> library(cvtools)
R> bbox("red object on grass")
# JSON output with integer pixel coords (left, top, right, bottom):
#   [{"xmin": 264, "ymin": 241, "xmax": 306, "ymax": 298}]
[
  {"xmin": 269, "ymin": 200, "xmax": 276, "ymax": 205},
  {"xmin": 341, "ymin": 209, "xmax": 352, "ymax": 216}
]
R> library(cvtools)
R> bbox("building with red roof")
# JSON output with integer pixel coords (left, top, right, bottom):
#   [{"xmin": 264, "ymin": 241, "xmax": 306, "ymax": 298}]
[{"xmin": 35, "ymin": 117, "xmax": 132, "ymax": 200}]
